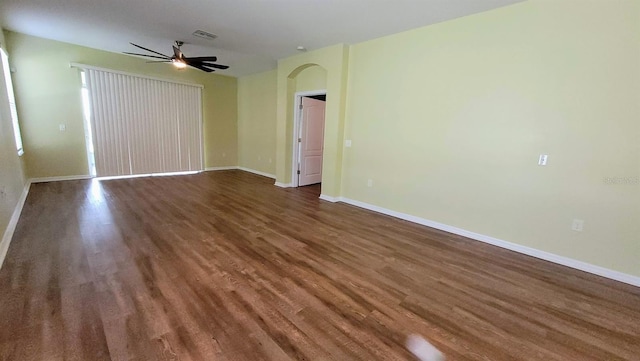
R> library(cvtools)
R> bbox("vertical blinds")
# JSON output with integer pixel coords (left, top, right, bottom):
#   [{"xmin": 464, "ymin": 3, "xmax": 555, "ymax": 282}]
[{"xmin": 85, "ymin": 68, "xmax": 203, "ymax": 177}]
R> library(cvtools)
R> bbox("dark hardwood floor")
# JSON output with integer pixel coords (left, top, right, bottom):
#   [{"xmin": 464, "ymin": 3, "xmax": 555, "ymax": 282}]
[{"xmin": 0, "ymin": 170, "xmax": 638, "ymax": 361}]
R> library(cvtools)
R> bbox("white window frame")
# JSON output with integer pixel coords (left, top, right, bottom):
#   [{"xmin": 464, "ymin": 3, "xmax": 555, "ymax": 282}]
[{"xmin": 1, "ymin": 47, "xmax": 24, "ymax": 156}]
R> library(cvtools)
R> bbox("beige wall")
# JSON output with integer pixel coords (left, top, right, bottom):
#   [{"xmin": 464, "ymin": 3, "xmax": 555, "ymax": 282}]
[
  {"xmin": 0, "ymin": 29, "xmax": 27, "ymax": 261},
  {"xmin": 341, "ymin": 0, "xmax": 639, "ymax": 276},
  {"xmin": 5, "ymin": 31, "xmax": 238, "ymax": 178},
  {"xmin": 237, "ymin": 70, "xmax": 277, "ymax": 175}
]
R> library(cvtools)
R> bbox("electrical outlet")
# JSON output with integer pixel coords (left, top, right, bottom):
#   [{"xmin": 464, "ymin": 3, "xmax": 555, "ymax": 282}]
[
  {"xmin": 367, "ymin": 179, "xmax": 373, "ymax": 187},
  {"xmin": 59, "ymin": 124, "xmax": 66, "ymax": 132},
  {"xmin": 571, "ymin": 219, "xmax": 584, "ymax": 232},
  {"xmin": 345, "ymin": 140, "xmax": 352, "ymax": 148}
]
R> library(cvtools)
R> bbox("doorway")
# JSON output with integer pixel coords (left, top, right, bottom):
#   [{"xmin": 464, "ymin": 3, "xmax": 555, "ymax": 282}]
[{"xmin": 292, "ymin": 90, "xmax": 326, "ymax": 187}]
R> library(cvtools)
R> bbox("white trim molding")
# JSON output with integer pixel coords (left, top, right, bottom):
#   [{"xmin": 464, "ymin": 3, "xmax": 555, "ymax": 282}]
[
  {"xmin": 274, "ymin": 182, "xmax": 293, "ymax": 188},
  {"xmin": 206, "ymin": 166, "xmax": 276, "ymax": 179},
  {"xmin": 30, "ymin": 175, "xmax": 92, "ymax": 183},
  {"xmin": 0, "ymin": 183, "xmax": 30, "ymax": 269},
  {"xmin": 205, "ymin": 166, "xmax": 238, "ymax": 172},
  {"xmin": 237, "ymin": 167, "xmax": 276, "ymax": 179},
  {"xmin": 336, "ymin": 197, "xmax": 640, "ymax": 288},
  {"xmin": 319, "ymin": 194, "xmax": 340, "ymax": 203}
]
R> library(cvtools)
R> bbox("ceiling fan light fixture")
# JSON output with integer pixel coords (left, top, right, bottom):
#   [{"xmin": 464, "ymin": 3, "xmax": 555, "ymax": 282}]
[{"xmin": 172, "ymin": 59, "xmax": 187, "ymax": 69}]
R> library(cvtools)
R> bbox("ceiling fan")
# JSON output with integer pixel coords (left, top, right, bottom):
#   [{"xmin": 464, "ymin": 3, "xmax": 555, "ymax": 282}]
[{"xmin": 124, "ymin": 41, "xmax": 229, "ymax": 73}]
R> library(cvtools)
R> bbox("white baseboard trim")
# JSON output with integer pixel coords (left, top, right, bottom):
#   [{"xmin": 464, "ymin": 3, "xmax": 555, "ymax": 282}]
[
  {"xmin": 337, "ymin": 197, "xmax": 640, "ymax": 288},
  {"xmin": 205, "ymin": 166, "xmax": 238, "ymax": 171},
  {"xmin": 30, "ymin": 174, "xmax": 92, "ymax": 183},
  {"xmin": 274, "ymin": 182, "xmax": 293, "ymax": 188},
  {"xmin": 206, "ymin": 166, "xmax": 276, "ymax": 180},
  {"xmin": 0, "ymin": 183, "xmax": 30, "ymax": 270},
  {"xmin": 237, "ymin": 167, "xmax": 276, "ymax": 179},
  {"xmin": 319, "ymin": 194, "xmax": 340, "ymax": 202}
]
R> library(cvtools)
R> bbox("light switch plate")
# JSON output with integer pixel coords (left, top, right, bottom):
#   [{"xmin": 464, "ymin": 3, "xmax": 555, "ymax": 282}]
[{"xmin": 538, "ymin": 154, "xmax": 548, "ymax": 166}]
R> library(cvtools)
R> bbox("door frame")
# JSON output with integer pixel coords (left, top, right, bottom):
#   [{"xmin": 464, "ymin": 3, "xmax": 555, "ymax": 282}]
[{"xmin": 291, "ymin": 89, "xmax": 327, "ymax": 188}]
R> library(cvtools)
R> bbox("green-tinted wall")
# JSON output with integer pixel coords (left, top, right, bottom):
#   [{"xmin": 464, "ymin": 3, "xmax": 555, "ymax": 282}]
[
  {"xmin": 295, "ymin": 66, "xmax": 327, "ymax": 93},
  {"xmin": 341, "ymin": 0, "xmax": 639, "ymax": 276},
  {"xmin": 237, "ymin": 70, "xmax": 277, "ymax": 175},
  {"xmin": 236, "ymin": 65, "xmax": 327, "ymax": 177}
]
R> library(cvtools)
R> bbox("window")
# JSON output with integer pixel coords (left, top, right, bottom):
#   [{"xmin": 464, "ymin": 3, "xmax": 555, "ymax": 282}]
[
  {"xmin": 82, "ymin": 67, "xmax": 203, "ymax": 177},
  {"xmin": 1, "ymin": 48, "xmax": 24, "ymax": 156},
  {"xmin": 80, "ymin": 71, "xmax": 97, "ymax": 176}
]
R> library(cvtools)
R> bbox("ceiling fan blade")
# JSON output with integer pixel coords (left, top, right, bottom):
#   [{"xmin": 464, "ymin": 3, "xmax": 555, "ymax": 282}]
[
  {"xmin": 130, "ymin": 43, "xmax": 171, "ymax": 58},
  {"xmin": 124, "ymin": 52, "xmax": 171, "ymax": 60},
  {"xmin": 128, "ymin": 42, "xmax": 228, "ymax": 72},
  {"xmin": 186, "ymin": 60, "xmax": 229, "ymax": 70},
  {"xmin": 173, "ymin": 45, "xmax": 184, "ymax": 60},
  {"xmin": 188, "ymin": 63, "xmax": 215, "ymax": 73},
  {"xmin": 184, "ymin": 56, "xmax": 217, "ymax": 62},
  {"xmin": 197, "ymin": 62, "xmax": 229, "ymax": 70}
]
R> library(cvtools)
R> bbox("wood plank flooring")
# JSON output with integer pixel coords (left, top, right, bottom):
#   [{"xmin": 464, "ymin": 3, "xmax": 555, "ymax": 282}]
[{"xmin": 0, "ymin": 170, "xmax": 638, "ymax": 361}]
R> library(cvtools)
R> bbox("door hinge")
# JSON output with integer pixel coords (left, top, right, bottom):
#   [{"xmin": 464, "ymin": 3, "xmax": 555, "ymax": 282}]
[
  {"xmin": 298, "ymin": 138, "xmax": 302, "ymax": 143},
  {"xmin": 297, "ymin": 170, "xmax": 301, "ymax": 175},
  {"xmin": 299, "ymin": 103, "xmax": 303, "ymax": 110}
]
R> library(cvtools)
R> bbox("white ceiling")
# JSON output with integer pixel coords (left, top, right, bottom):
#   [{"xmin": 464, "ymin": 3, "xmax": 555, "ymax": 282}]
[{"xmin": 0, "ymin": 0, "xmax": 523, "ymax": 77}]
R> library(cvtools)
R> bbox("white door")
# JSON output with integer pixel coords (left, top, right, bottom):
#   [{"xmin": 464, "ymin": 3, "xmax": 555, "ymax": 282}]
[{"xmin": 298, "ymin": 97, "xmax": 326, "ymax": 186}]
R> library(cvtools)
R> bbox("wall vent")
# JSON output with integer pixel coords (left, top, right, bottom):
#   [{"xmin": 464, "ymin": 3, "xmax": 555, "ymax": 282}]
[{"xmin": 192, "ymin": 30, "xmax": 218, "ymax": 41}]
